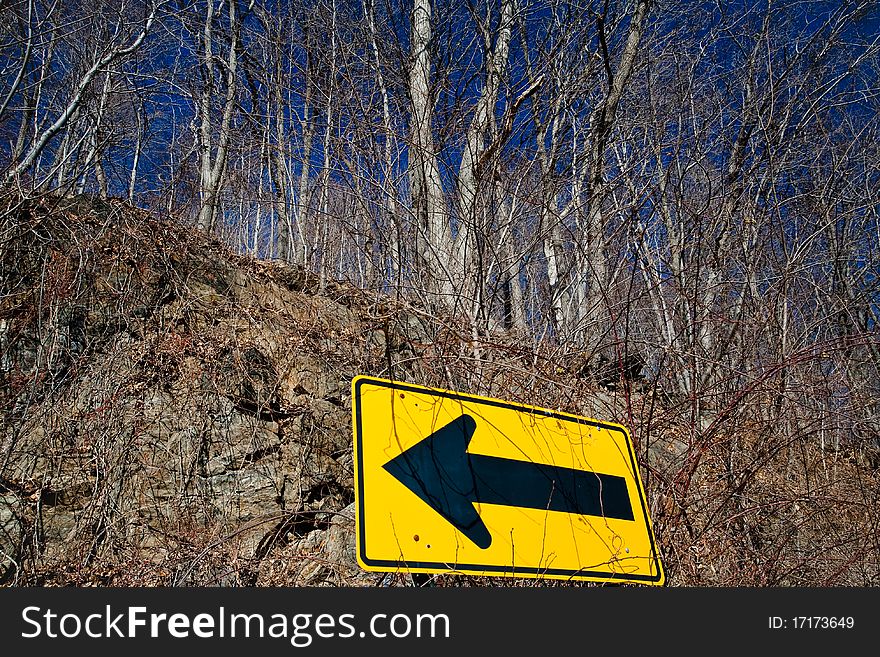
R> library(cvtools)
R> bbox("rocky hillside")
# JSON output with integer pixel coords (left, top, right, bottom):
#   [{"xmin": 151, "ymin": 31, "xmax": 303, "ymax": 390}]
[{"xmin": 1, "ymin": 194, "xmax": 878, "ymax": 586}]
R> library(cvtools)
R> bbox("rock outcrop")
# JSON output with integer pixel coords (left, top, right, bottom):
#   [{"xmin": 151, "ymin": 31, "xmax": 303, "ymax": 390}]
[{"xmin": 0, "ymin": 195, "xmax": 396, "ymax": 585}]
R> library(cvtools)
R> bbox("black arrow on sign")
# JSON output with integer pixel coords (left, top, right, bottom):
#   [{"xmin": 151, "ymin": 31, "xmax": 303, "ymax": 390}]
[{"xmin": 382, "ymin": 414, "xmax": 634, "ymax": 549}]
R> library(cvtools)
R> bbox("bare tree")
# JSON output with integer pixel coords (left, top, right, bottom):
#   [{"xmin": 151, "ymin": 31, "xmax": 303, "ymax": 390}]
[
  {"xmin": 193, "ymin": 0, "xmax": 251, "ymax": 232},
  {"xmin": 1, "ymin": 0, "xmax": 160, "ymax": 191}
]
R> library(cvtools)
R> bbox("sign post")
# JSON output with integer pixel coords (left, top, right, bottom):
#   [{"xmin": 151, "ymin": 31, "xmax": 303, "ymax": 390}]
[{"xmin": 352, "ymin": 375, "xmax": 665, "ymax": 585}]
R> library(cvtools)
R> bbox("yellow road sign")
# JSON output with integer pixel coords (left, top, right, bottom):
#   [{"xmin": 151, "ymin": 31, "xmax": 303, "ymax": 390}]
[{"xmin": 352, "ymin": 375, "xmax": 665, "ymax": 585}]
